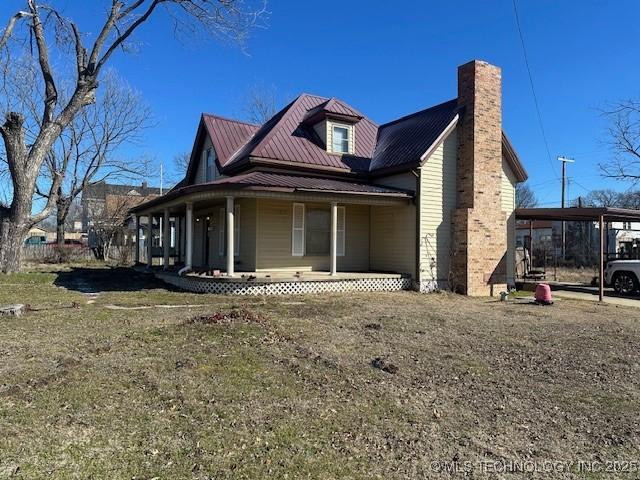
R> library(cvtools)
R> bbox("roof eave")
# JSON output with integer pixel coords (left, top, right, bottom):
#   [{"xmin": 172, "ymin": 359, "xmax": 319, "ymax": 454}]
[{"xmin": 502, "ymin": 132, "xmax": 528, "ymax": 182}]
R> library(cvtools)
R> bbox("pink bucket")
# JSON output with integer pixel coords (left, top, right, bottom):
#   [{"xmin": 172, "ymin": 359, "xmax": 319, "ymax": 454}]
[{"xmin": 534, "ymin": 283, "xmax": 553, "ymax": 305}]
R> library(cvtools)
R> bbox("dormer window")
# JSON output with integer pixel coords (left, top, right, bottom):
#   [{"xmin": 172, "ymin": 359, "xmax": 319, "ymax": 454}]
[
  {"xmin": 328, "ymin": 122, "xmax": 354, "ymax": 154},
  {"xmin": 332, "ymin": 126, "xmax": 349, "ymax": 153}
]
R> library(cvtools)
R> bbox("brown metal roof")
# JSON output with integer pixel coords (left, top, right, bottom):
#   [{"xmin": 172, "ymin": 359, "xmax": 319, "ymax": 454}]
[
  {"xmin": 515, "ymin": 220, "xmax": 554, "ymax": 229},
  {"xmin": 370, "ymin": 99, "xmax": 460, "ymax": 173},
  {"xmin": 516, "ymin": 207, "xmax": 640, "ymax": 222},
  {"xmin": 179, "ymin": 93, "xmax": 527, "ymax": 185},
  {"xmin": 131, "ymin": 171, "xmax": 413, "ymax": 213},
  {"xmin": 223, "ymin": 94, "xmax": 378, "ymax": 174},
  {"xmin": 203, "ymin": 114, "xmax": 260, "ymax": 168}
]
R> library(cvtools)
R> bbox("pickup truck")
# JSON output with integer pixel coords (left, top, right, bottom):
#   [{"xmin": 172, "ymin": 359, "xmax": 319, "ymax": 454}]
[{"xmin": 604, "ymin": 260, "xmax": 640, "ymax": 295}]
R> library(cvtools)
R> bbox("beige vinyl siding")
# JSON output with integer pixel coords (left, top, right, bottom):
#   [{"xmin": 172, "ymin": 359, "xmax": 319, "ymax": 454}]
[
  {"xmin": 419, "ymin": 129, "xmax": 458, "ymax": 285},
  {"xmin": 255, "ymin": 199, "xmax": 369, "ymax": 271},
  {"xmin": 369, "ymin": 204, "xmax": 415, "ymax": 276},
  {"xmin": 369, "ymin": 172, "xmax": 417, "ymax": 277},
  {"xmin": 501, "ymin": 155, "xmax": 517, "ymax": 285}
]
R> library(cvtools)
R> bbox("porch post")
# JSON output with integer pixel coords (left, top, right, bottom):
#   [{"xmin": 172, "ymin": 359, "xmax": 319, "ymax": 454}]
[
  {"xmin": 330, "ymin": 201, "xmax": 337, "ymax": 276},
  {"xmin": 163, "ymin": 208, "xmax": 170, "ymax": 270},
  {"xmin": 146, "ymin": 214, "xmax": 153, "ymax": 269},
  {"xmin": 133, "ymin": 214, "xmax": 140, "ymax": 264},
  {"xmin": 185, "ymin": 202, "xmax": 193, "ymax": 269},
  {"xmin": 226, "ymin": 196, "xmax": 235, "ymax": 277}
]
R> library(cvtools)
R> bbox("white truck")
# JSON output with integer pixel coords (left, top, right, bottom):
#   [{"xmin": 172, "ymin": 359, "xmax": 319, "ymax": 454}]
[{"xmin": 604, "ymin": 260, "xmax": 640, "ymax": 295}]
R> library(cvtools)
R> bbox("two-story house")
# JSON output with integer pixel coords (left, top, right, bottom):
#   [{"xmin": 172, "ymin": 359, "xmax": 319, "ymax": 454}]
[{"xmin": 131, "ymin": 60, "xmax": 527, "ymax": 296}]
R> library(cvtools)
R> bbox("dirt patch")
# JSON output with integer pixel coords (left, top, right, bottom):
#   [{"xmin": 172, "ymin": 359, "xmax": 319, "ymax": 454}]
[{"xmin": 185, "ymin": 307, "xmax": 267, "ymax": 326}]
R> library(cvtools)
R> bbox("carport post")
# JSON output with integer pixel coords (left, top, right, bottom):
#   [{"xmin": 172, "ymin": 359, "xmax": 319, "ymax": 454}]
[{"xmin": 599, "ymin": 215, "xmax": 604, "ymax": 302}]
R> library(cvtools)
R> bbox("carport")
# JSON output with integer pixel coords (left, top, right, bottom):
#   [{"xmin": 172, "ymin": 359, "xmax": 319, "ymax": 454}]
[{"xmin": 516, "ymin": 207, "xmax": 640, "ymax": 302}]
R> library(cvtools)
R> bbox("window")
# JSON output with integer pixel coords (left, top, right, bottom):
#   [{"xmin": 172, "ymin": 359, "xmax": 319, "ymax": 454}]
[
  {"xmin": 291, "ymin": 204, "xmax": 346, "ymax": 257},
  {"xmin": 205, "ymin": 148, "xmax": 216, "ymax": 182},
  {"xmin": 305, "ymin": 208, "xmax": 331, "ymax": 255},
  {"xmin": 332, "ymin": 125, "xmax": 350, "ymax": 154},
  {"xmin": 292, "ymin": 203, "xmax": 305, "ymax": 256}
]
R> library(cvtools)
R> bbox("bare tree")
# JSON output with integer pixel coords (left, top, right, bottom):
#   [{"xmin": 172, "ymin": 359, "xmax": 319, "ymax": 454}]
[
  {"xmin": 168, "ymin": 151, "xmax": 191, "ymax": 186},
  {"xmin": 0, "ymin": 0, "xmax": 266, "ymax": 273},
  {"xmin": 600, "ymin": 99, "xmax": 640, "ymax": 183},
  {"xmin": 515, "ymin": 182, "xmax": 538, "ymax": 208},
  {"xmin": 242, "ymin": 83, "xmax": 278, "ymax": 124},
  {"xmin": 37, "ymin": 74, "xmax": 151, "ymax": 246},
  {"xmin": 89, "ymin": 195, "xmax": 136, "ymax": 261}
]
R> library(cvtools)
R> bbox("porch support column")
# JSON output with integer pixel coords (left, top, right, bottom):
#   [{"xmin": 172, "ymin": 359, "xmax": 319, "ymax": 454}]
[
  {"xmin": 185, "ymin": 202, "xmax": 193, "ymax": 269},
  {"xmin": 163, "ymin": 208, "xmax": 170, "ymax": 270},
  {"xmin": 146, "ymin": 214, "xmax": 153, "ymax": 269},
  {"xmin": 330, "ymin": 201, "xmax": 338, "ymax": 276},
  {"xmin": 133, "ymin": 214, "xmax": 140, "ymax": 264},
  {"xmin": 226, "ymin": 196, "xmax": 235, "ymax": 277}
]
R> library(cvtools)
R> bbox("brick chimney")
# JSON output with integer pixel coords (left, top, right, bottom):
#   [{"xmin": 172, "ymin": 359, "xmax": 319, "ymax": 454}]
[{"xmin": 451, "ymin": 60, "xmax": 507, "ymax": 296}]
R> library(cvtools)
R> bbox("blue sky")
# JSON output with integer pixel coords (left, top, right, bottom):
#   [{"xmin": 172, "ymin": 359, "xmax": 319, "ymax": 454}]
[{"xmin": 5, "ymin": 0, "xmax": 640, "ymax": 205}]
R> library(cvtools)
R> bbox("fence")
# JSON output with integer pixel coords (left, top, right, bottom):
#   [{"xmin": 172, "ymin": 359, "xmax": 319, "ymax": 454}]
[{"xmin": 22, "ymin": 244, "xmax": 134, "ymax": 264}]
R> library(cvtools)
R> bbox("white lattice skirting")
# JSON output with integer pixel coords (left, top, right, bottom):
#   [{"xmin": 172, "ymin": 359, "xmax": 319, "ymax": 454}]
[{"xmin": 156, "ymin": 272, "xmax": 413, "ymax": 296}]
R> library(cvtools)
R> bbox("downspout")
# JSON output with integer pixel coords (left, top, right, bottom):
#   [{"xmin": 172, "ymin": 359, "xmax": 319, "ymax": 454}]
[{"xmin": 412, "ymin": 167, "xmax": 421, "ymax": 290}]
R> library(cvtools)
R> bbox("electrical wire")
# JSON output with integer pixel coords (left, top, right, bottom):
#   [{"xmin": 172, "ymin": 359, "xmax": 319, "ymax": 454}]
[{"xmin": 512, "ymin": 0, "xmax": 560, "ymax": 181}]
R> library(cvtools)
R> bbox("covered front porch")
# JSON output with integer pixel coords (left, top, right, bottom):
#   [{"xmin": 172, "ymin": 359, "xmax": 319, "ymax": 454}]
[{"xmin": 130, "ymin": 176, "xmax": 415, "ymax": 293}]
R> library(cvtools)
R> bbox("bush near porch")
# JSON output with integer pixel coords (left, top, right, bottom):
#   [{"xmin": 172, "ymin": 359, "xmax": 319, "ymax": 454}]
[{"xmin": 0, "ymin": 266, "xmax": 639, "ymax": 478}]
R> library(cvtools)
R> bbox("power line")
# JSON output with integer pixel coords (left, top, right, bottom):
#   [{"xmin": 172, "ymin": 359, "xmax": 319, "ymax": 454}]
[{"xmin": 512, "ymin": 0, "xmax": 560, "ymax": 181}]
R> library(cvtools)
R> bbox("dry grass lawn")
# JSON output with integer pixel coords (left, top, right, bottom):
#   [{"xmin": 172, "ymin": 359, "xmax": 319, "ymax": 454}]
[{"xmin": 0, "ymin": 266, "xmax": 639, "ymax": 479}]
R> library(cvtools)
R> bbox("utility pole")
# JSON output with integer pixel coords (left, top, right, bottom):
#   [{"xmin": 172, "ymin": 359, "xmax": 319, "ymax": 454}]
[{"xmin": 558, "ymin": 156, "xmax": 575, "ymax": 261}]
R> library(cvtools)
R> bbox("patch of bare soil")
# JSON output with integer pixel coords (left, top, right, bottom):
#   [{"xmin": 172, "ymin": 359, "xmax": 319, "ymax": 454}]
[{"xmin": 185, "ymin": 306, "xmax": 267, "ymax": 326}]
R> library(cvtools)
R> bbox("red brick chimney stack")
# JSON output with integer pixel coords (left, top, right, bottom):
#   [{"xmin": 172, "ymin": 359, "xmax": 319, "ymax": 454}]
[{"xmin": 452, "ymin": 60, "xmax": 507, "ymax": 296}]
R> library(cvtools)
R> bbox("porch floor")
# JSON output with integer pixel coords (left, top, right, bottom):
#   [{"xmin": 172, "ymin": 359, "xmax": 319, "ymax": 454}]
[{"xmin": 184, "ymin": 270, "xmax": 406, "ymax": 283}]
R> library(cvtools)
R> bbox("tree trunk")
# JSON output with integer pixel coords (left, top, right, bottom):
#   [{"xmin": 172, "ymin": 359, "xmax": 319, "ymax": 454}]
[
  {"xmin": 0, "ymin": 214, "xmax": 28, "ymax": 274},
  {"xmin": 56, "ymin": 198, "xmax": 71, "ymax": 246}
]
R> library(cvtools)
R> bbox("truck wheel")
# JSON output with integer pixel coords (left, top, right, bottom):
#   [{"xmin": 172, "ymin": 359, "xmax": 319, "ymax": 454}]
[{"xmin": 612, "ymin": 271, "xmax": 639, "ymax": 295}]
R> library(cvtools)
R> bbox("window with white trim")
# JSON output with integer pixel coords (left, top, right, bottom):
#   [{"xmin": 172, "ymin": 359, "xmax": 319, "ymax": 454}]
[
  {"xmin": 292, "ymin": 203, "xmax": 305, "ymax": 256},
  {"xmin": 331, "ymin": 125, "xmax": 350, "ymax": 154},
  {"xmin": 305, "ymin": 208, "xmax": 330, "ymax": 255},
  {"xmin": 337, "ymin": 206, "xmax": 345, "ymax": 256}
]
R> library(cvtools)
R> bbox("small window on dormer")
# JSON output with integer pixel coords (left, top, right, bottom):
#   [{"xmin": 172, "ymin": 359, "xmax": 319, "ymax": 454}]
[{"xmin": 332, "ymin": 125, "xmax": 350, "ymax": 154}]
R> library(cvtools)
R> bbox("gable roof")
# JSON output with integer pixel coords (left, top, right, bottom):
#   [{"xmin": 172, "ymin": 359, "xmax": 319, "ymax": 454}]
[
  {"xmin": 223, "ymin": 94, "xmax": 378, "ymax": 174},
  {"xmin": 179, "ymin": 93, "xmax": 526, "ymax": 186},
  {"xmin": 370, "ymin": 99, "xmax": 461, "ymax": 173},
  {"xmin": 184, "ymin": 114, "xmax": 259, "ymax": 184}
]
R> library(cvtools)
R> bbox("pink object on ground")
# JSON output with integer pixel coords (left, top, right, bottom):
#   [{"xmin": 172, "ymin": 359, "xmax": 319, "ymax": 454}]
[{"xmin": 534, "ymin": 283, "xmax": 553, "ymax": 305}]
